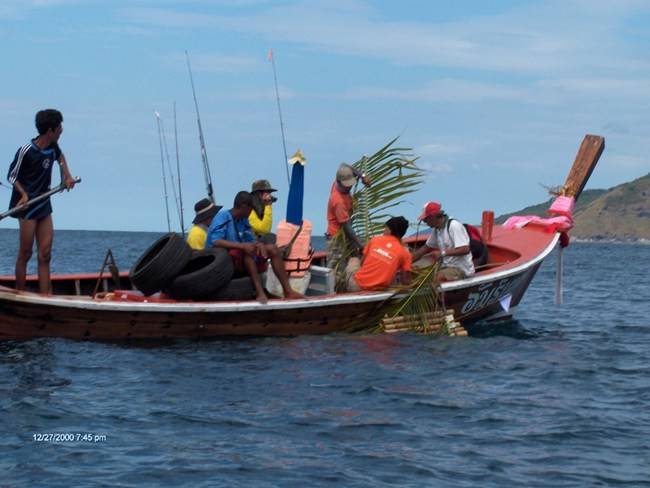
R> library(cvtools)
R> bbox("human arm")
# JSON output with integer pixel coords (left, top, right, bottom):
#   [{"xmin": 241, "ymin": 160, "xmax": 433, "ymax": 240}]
[
  {"xmin": 248, "ymin": 205, "xmax": 273, "ymax": 236},
  {"xmin": 444, "ymin": 245, "xmax": 470, "ymax": 257},
  {"xmin": 58, "ymin": 154, "xmax": 76, "ymax": 190},
  {"xmin": 400, "ymin": 270, "xmax": 412, "ymax": 286},
  {"xmin": 341, "ymin": 163, "xmax": 371, "ymax": 187},
  {"xmin": 411, "ymin": 243, "xmax": 434, "ymax": 263},
  {"xmin": 341, "ymin": 220, "xmax": 364, "ymax": 253},
  {"xmin": 11, "ymin": 181, "xmax": 29, "ymax": 207},
  {"xmin": 211, "ymin": 238, "xmax": 265, "ymax": 257},
  {"xmin": 446, "ymin": 220, "xmax": 471, "ymax": 257}
]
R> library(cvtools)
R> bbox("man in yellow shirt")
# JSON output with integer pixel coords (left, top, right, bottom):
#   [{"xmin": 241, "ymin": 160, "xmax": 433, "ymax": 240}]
[
  {"xmin": 249, "ymin": 179, "xmax": 277, "ymax": 243},
  {"xmin": 186, "ymin": 198, "xmax": 221, "ymax": 250}
]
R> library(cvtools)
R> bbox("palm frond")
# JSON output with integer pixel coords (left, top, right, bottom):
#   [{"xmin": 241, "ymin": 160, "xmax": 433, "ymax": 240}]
[{"xmin": 349, "ymin": 138, "xmax": 425, "ymax": 241}]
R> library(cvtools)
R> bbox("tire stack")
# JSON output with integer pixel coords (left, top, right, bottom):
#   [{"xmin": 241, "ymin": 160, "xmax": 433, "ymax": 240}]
[{"xmin": 128, "ymin": 233, "xmax": 255, "ymax": 301}]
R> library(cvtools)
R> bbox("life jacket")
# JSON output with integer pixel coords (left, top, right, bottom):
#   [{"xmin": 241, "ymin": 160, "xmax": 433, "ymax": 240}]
[{"xmin": 446, "ymin": 218, "xmax": 488, "ymax": 266}]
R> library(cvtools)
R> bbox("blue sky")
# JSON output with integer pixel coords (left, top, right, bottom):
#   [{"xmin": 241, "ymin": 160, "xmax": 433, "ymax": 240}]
[{"xmin": 1, "ymin": 0, "xmax": 649, "ymax": 234}]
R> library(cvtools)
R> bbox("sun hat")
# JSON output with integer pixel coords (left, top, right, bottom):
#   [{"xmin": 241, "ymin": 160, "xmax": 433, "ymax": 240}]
[
  {"xmin": 251, "ymin": 180, "xmax": 277, "ymax": 193},
  {"xmin": 193, "ymin": 198, "xmax": 221, "ymax": 224},
  {"xmin": 336, "ymin": 164, "xmax": 357, "ymax": 188},
  {"xmin": 386, "ymin": 216, "xmax": 409, "ymax": 239},
  {"xmin": 417, "ymin": 201, "xmax": 443, "ymax": 221}
]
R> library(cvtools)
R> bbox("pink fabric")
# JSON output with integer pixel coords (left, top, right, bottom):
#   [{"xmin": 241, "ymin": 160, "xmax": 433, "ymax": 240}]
[
  {"xmin": 548, "ymin": 196, "xmax": 575, "ymax": 218},
  {"xmin": 503, "ymin": 214, "xmax": 573, "ymax": 233}
]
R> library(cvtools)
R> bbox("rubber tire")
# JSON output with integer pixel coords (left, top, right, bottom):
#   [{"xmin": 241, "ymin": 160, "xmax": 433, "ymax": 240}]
[
  {"xmin": 204, "ymin": 276, "xmax": 255, "ymax": 301},
  {"xmin": 129, "ymin": 233, "xmax": 192, "ymax": 296},
  {"xmin": 165, "ymin": 248, "xmax": 235, "ymax": 300}
]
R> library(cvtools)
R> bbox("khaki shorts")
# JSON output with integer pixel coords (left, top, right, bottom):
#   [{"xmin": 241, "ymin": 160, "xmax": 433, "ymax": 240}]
[
  {"xmin": 343, "ymin": 257, "xmax": 363, "ymax": 292},
  {"xmin": 438, "ymin": 267, "xmax": 466, "ymax": 282}
]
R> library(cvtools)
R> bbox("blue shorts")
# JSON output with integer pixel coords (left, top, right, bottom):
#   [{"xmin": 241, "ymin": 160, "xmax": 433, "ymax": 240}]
[{"xmin": 9, "ymin": 198, "xmax": 52, "ymax": 220}]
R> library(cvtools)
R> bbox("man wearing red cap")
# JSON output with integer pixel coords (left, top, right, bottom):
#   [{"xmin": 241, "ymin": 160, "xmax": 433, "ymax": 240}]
[{"xmin": 411, "ymin": 202, "xmax": 474, "ymax": 281}]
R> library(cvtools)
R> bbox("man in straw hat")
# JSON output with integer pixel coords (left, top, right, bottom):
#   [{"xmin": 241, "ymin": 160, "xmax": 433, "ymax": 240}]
[
  {"xmin": 186, "ymin": 198, "xmax": 222, "ymax": 250},
  {"xmin": 411, "ymin": 201, "xmax": 474, "ymax": 281},
  {"xmin": 343, "ymin": 216, "xmax": 412, "ymax": 291}
]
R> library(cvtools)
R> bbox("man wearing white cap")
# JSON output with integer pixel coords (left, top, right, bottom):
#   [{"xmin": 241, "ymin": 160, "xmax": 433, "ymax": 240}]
[{"xmin": 411, "ymin": 201, "xmax": 474, "ymax": 281}]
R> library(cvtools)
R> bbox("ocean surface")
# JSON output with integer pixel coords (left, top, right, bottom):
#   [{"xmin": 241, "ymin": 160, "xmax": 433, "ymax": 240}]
[{"xmin": 1, "ymin": 229, "xmax": 649, "ymax": 487}]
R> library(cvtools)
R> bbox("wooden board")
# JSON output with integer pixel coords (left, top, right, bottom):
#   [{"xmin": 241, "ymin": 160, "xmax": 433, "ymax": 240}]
[{"xmin": 563, "ymin": 135, "xmax": 605, "ymax": 201}]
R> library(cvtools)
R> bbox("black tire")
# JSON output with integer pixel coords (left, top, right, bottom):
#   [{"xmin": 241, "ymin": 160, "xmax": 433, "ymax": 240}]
[
  {"xmin": 204, "ymin": 276, "xmax": 255, "ymax": 301},
  {"xmin": 129, "ymin": 233, "xmax": 192, "ymax": 296},
  {"xmin": 165, "ymin": 248, "xmax": 234, "ymax": 300}
]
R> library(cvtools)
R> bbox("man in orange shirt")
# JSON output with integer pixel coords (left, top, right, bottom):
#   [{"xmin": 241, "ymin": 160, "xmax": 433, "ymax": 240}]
[
  {"xmin": 325, "ymin": 163, "xmax": 371, "ymax": 287},
  {"xmin": 344, "ymin": 216, "xmax": 412, "ymax": 292}
]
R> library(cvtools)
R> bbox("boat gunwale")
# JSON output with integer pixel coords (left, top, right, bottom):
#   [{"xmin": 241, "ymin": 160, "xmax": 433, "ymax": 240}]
[{"xmin": 0, "ymin": 231, "xmax": 559, "ymax": 313}]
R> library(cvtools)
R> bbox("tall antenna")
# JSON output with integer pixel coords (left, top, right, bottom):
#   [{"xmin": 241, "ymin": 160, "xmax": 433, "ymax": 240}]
[
  {"xmin": 186, "ymin": 50, "xmax": 215, "ymax": 204},
  {"xmin": 269, "ymin": 49, "xmax": 291, "ymax": 186}
]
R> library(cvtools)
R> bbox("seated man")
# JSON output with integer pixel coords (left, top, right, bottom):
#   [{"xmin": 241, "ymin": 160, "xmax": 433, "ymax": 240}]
[
  {"xmin": 344, "ymin": 216, "xmax": 412, "ymax": 291},
  {"xmin": 205, "ymin": 191, "xmax": 304, "ymax": 302},
  {"xmin": 249, "ymin": 179, "xmax": 277, "ymax": 244},
  {"xmin": 187, "ymin": 198, "xmax": 221, "ymax": 250},
  {"xmin": 411, "ymin": 201, "xmax": 474, "ymax": 281}
]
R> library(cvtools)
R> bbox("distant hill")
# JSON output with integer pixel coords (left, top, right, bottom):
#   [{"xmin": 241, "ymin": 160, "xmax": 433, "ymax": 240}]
[{"xmin": 495, "ymin": 172, "xmax": 650, "ymax": 243}]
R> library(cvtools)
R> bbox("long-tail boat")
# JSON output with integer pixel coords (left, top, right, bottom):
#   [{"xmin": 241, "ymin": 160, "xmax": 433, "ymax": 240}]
[{"xmin": 0, "ymin": 135, "xmax": 604, "ymax": 341}]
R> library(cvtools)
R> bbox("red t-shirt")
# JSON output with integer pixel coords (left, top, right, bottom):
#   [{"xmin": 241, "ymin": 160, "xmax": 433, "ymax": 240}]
[
  {"xmin": 326, "ymin": 182, "xmax": 352, "ymax": 236},
  {"xmin": 354, "ymin": 235, "xmax": 412, "ymax": 289}
]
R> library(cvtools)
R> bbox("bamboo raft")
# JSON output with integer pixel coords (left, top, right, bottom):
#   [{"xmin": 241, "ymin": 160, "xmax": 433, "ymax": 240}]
[{"xmin": 380, "ymin": 309, "xmax": 468, "ymax": 336}]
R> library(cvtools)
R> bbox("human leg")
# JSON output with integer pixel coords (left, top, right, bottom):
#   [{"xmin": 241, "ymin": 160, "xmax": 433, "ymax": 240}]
[
  {"xmin": 242, "ymin": 252, "xmax": 267, "ymax": 302},
  {"xmin": 266, "ymin": 244, "xmax": 304, "ymax": 299},
  {"xmin": 438, "ymin": 267, "xmax": 465, "ymax": 282},
  {"xmin": 326, "ymin": 237, "xmax": 349, "ymax": 291},
  {"xmin": 35, "ymin": 215, "xmax": 54, "ymax": 294},
  {"xmin": 342, "ymin": 257, "xmax": 362, "ymax": 292},
  {"xmin": 15, "ymin": 219, "xmax": 37, "ymax": 291}
]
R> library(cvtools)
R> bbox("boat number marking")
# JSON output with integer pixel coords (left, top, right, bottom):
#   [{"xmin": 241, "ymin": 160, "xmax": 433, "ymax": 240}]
[{"xmin": 460, "ymin": 274, "xmax": 527, "ymax": 315}]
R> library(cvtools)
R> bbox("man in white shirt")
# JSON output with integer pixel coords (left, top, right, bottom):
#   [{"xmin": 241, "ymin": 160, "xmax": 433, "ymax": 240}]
[{"xmin": 411, "ymin": 201, "xmax": 475, "ymax": 281}]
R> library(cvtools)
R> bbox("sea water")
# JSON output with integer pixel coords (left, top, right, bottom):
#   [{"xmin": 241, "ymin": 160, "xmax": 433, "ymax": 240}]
[{"xmin": 0, "ymin": 230, "xmax": 649, "ymax": 487}]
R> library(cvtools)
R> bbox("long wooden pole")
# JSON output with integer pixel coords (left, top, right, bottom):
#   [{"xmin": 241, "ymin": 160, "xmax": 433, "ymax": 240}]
[{"xmin": 0, "ymin": 177, "xmax": 81, "ymax": 221}]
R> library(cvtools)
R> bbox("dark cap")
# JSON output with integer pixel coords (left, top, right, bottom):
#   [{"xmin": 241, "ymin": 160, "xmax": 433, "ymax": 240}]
[{"xmin": 386, "ymin": 216, "xmax": 409, "ymax": 239}]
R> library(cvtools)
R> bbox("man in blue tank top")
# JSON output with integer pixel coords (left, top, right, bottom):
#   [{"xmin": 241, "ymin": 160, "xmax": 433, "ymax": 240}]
[{"xmin": 6, "ymin": 109, "xmax": 76, "ymax": 294}]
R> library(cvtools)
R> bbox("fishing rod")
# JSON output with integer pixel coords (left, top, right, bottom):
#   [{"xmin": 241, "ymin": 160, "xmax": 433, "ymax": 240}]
[
  {"xmin": 186, "ymin": 50, "xmax": 215, "ymax": 204},
  {"xmin": 0, "ymin": 177, "xmax": 81, "ymax": 221},
  {"xmin": 155, "ymin": 111, "xmax": 172, "ymax": 232},
  {"xmin": 269, "ymin": 49, "xmax": 291, "ymax": 186},
  {"xmin": 174, "ymin": 101, "xmax": 186, "ymax": 238},
  {"xmin": 156, "ymin": 110, "xmax": 185, "ymax": 234}
]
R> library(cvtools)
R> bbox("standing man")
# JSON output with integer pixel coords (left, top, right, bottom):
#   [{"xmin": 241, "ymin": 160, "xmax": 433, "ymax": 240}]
[
  {"xmin": 186, "ymin": 198, "xmax": 222, "ymax": 250},
  {"xmin": 411, "ymin": 201, "xmax": 474, "ymax": 281},
  {"xmin": 206, "ymin": 191, "xmax": 303, "ymax": 302},
  {"xmin": 325, "ymin": 163, "xmax": 371, "ymax": 284},
  {"xmin": 7, "ymin": 109, "xmax": 76, "ymax": 294}
]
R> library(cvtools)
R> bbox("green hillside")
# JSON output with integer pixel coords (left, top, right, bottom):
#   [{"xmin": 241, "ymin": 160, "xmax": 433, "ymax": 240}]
[{"xmin": 495, "ymin": 173, "xmax": 650, "ymax": 242}]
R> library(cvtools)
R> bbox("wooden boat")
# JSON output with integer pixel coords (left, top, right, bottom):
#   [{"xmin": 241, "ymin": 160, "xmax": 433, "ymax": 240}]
[{"xmin": 0, "ymin": 136, "xmax": 604, "ymax": 341}]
